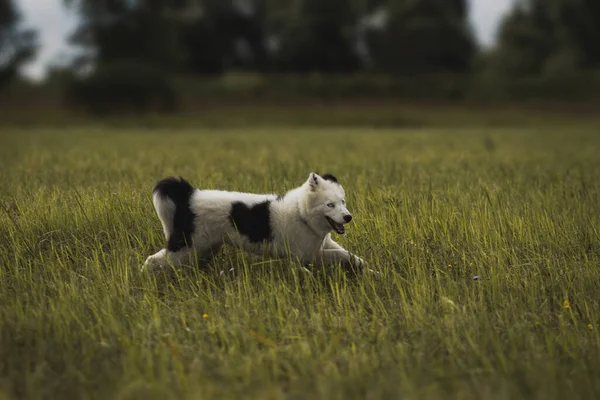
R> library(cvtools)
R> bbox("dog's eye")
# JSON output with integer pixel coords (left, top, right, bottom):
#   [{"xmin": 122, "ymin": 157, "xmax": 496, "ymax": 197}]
[
  {"xmin": 341, "ymin": 200, "xmax": 346, "ymax": 205},
  {"xmin": 327, "ymin": 202, "xmax": 335, "ymax": 208}
]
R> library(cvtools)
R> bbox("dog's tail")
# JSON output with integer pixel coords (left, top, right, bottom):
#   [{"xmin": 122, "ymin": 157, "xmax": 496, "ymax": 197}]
[{"xmin": 152, "ymin": 177, "xmax": 196, "ymax": 252}]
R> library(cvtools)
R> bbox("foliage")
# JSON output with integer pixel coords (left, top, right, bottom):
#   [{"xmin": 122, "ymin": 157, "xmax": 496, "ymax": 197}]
[
  {"xmin": 46, "ymin": 0, "xmax": 600, "ymax": 104},
  {"xmin": 274, "ymin": 0, "xmax": 361, "ymax": 73},
  {"xmin": 0, "ymin": 0, "xmax": 37, "ymax": 91},
  {"xmin": 64, "ymin": 0, "xmax": 184, "ymax": 72},
  {"xmin": 65, "ymin": 61, "xmax": 179, "ymax": 115},
  {"xmin": 489, "ymin": 0, "xmax": 600, "ymax": 78},
  {"xmin": 62, "ymin": 0, "xmax": 476, "ymax": 76},
  {"xmin": 366, "ymin": 0, "xmax": 476, "ymax": 74},
  {"xmin": 178, "ymin": 0, "xmax": 268, "ymax": 75},
  {"xmin": 1, "ymin": 123, "xmax": 600, "ymax": 399}
]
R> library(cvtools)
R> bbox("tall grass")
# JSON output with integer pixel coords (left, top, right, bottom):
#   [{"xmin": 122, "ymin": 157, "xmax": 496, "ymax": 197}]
[{"xmin": 1, "ymin": 126, "xmax": 599, "ymax": 399}]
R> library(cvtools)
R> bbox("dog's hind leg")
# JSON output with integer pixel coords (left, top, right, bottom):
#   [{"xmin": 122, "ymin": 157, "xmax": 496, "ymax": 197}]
[
  {"xmin": 143, "ymin": 177, "xmax": 200, "ymax": 274},
  {"xmin": 197, "ymin": 243, "xmax": 223, "ymax": 268}
]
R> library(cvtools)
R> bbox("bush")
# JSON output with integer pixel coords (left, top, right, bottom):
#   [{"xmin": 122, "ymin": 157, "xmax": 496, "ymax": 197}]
[{"xmin": 65, "ymin": 61, "xmax": 180, "ymax": 115}]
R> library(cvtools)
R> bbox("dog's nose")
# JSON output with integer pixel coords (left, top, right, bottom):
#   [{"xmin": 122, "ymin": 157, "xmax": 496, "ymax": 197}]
[{"xmin": 344, "ymin": 214, "xmax": 353, "ymax": 223}]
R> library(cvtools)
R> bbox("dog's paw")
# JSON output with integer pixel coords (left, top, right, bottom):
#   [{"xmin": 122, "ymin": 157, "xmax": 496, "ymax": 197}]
[
  {"xmin": 300, "ymin": 266, "xmax": 313, "ymax": 275},
  {"xmin": 350, "ymin": 254, "xmax": 366, "ymax": 270},
  {"xmin": 339, "ymin": 255, "xmax": 367, "ymax": 275},
  {"xmin": 219, "ymin": 267, "xmax": 235, "ymax": 277},
  {"xmin": 142, "ymin": 251, "xmax": 169, "ymax": 274},
  {"xmin": 349, "ymin": 256, "xmax": 379, "ymax": 276}
]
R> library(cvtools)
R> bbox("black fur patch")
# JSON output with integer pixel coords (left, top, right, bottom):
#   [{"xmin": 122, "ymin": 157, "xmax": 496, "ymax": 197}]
[
  {"xmin": 322, "ymin": 173, "xmax": 339, "ymax": 184},
  {"xmin": 153, "ymin": 177, "xmax": 196, "ymax": 252},
  {"xmin": 229, "ymin": 201, "xmax": 273, "ymax": 243}
]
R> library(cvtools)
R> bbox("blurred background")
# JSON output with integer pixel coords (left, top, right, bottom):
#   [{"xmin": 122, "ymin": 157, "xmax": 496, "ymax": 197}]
[{"xmin": 1, "ymin": 0, "xmax": 599, "ymax": 119}]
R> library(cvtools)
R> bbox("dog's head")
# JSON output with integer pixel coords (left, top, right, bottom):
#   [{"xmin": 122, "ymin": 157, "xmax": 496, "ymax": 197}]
[{"xmin": 305, "ymin": 172, "xmax": 353, "ymax": 234}]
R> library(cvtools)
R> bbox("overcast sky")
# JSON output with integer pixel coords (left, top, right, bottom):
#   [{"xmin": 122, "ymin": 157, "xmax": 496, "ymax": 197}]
[{"xmin": 18, "ymin": 0, "xmax": 517, "ymax": 81}]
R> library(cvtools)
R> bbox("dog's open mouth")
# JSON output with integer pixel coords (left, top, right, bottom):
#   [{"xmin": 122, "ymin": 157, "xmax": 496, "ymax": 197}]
[{"xmin": 326, "ymin": 217, "xmax": 345, "ymax": 234}]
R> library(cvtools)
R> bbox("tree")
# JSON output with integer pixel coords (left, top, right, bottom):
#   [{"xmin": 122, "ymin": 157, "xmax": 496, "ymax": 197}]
[
  {"xmin": 488, "ymin": 0, "xmax": 563, "ymax": 77},
  {"xmin": 178, "ymin": 0, "xmax": 269, "ymax": 75},
  {"xmin": 0, "ymin": 0, "xmax": 37, "ymax": 90},
  {"xmin": 65, "ymin": 0, "xmax": 272, "ymax": 76},
  {"xmin": 367, "ymin": 0, "xmax": 476, "ymax": 75},
  {"xmin": 64, "ymin": 0, "xmax": 184, "ymax": 71},
  {"xmin": 63, "ymin": 0, "xmax": 185, "ymax": 114},
  {"xmin": 274, "ymin": 0, "xmax": 362, "ymax": 73},
  {"xmin": 563, "ymin": 0, "xmax": 600, "ymax": 67},
  {"xmin": 489, "ymin": 0, "xmax": 600, "ymax": 77}
]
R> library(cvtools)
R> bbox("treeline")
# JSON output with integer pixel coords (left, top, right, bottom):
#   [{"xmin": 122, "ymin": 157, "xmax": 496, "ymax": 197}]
[{"xmin": 2, "ymin": 0, "xmax": 600, "ymax": 114}]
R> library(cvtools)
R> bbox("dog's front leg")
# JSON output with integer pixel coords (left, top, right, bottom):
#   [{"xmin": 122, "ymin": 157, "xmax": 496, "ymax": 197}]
[
  {"xmin": 316, "ymin": 249, "xmax": 365, "ymax": 272},
  {"xmin": 317, "ymin": 234, "xmax": 366, "ymax": 271}
]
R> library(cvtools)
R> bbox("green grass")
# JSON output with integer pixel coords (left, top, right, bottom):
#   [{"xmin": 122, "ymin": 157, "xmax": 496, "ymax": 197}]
[{"xmin": 1, "ymin": 125, "xmax": 599, "ymax": 399}]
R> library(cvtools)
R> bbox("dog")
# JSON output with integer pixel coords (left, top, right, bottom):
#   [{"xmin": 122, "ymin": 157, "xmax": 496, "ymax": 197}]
[{"xmin": 142, "ymin": 172, "xmax": 366, "ymax": 274}]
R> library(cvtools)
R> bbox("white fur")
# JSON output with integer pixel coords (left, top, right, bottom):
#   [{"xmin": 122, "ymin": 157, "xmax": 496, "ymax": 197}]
[
  {"xmin": 153, "ymin": 192, "xmax": 175, "ymax": 240},
  {"xmin": 143, "ymin": 172, "xmax": 365, "ymax": 273}
]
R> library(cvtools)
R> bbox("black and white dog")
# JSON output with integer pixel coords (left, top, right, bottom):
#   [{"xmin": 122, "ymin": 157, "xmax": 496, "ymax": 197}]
[{"xmin": 143, "ymin": 173, "xmax": 365, "ymax": 273}]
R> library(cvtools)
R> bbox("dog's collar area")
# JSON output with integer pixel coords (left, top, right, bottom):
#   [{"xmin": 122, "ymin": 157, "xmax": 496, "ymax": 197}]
[
  {"xmin": 296, "ymin": 203, "xmax": 323, "ymax": 238},
  {"xmin": 298, "ymin": 215, "xmax": 322, "ymax": 237}
]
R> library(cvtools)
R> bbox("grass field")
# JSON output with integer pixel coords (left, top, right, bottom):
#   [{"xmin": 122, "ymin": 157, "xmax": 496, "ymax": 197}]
[{"xmin": 1, "ymin": 121, "xmax": 600, "ymax": 399}]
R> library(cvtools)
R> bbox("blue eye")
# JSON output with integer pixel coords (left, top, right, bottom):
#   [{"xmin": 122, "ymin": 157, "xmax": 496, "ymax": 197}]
[{"xmin": 327, "ymin": 202, "xmax": 335, "ymax": 208}]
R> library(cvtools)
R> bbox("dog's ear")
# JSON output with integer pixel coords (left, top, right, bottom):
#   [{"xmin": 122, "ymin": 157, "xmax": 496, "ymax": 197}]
[{"xmin": 308, "ymin": 172, "xmax": 322, "ymax": 192}]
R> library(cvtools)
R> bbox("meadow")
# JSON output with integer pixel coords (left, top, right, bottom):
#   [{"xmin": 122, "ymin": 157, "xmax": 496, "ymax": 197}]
[{"xmin": 1, "ymin": 112, "xmax": 599, "ymax": 399}]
